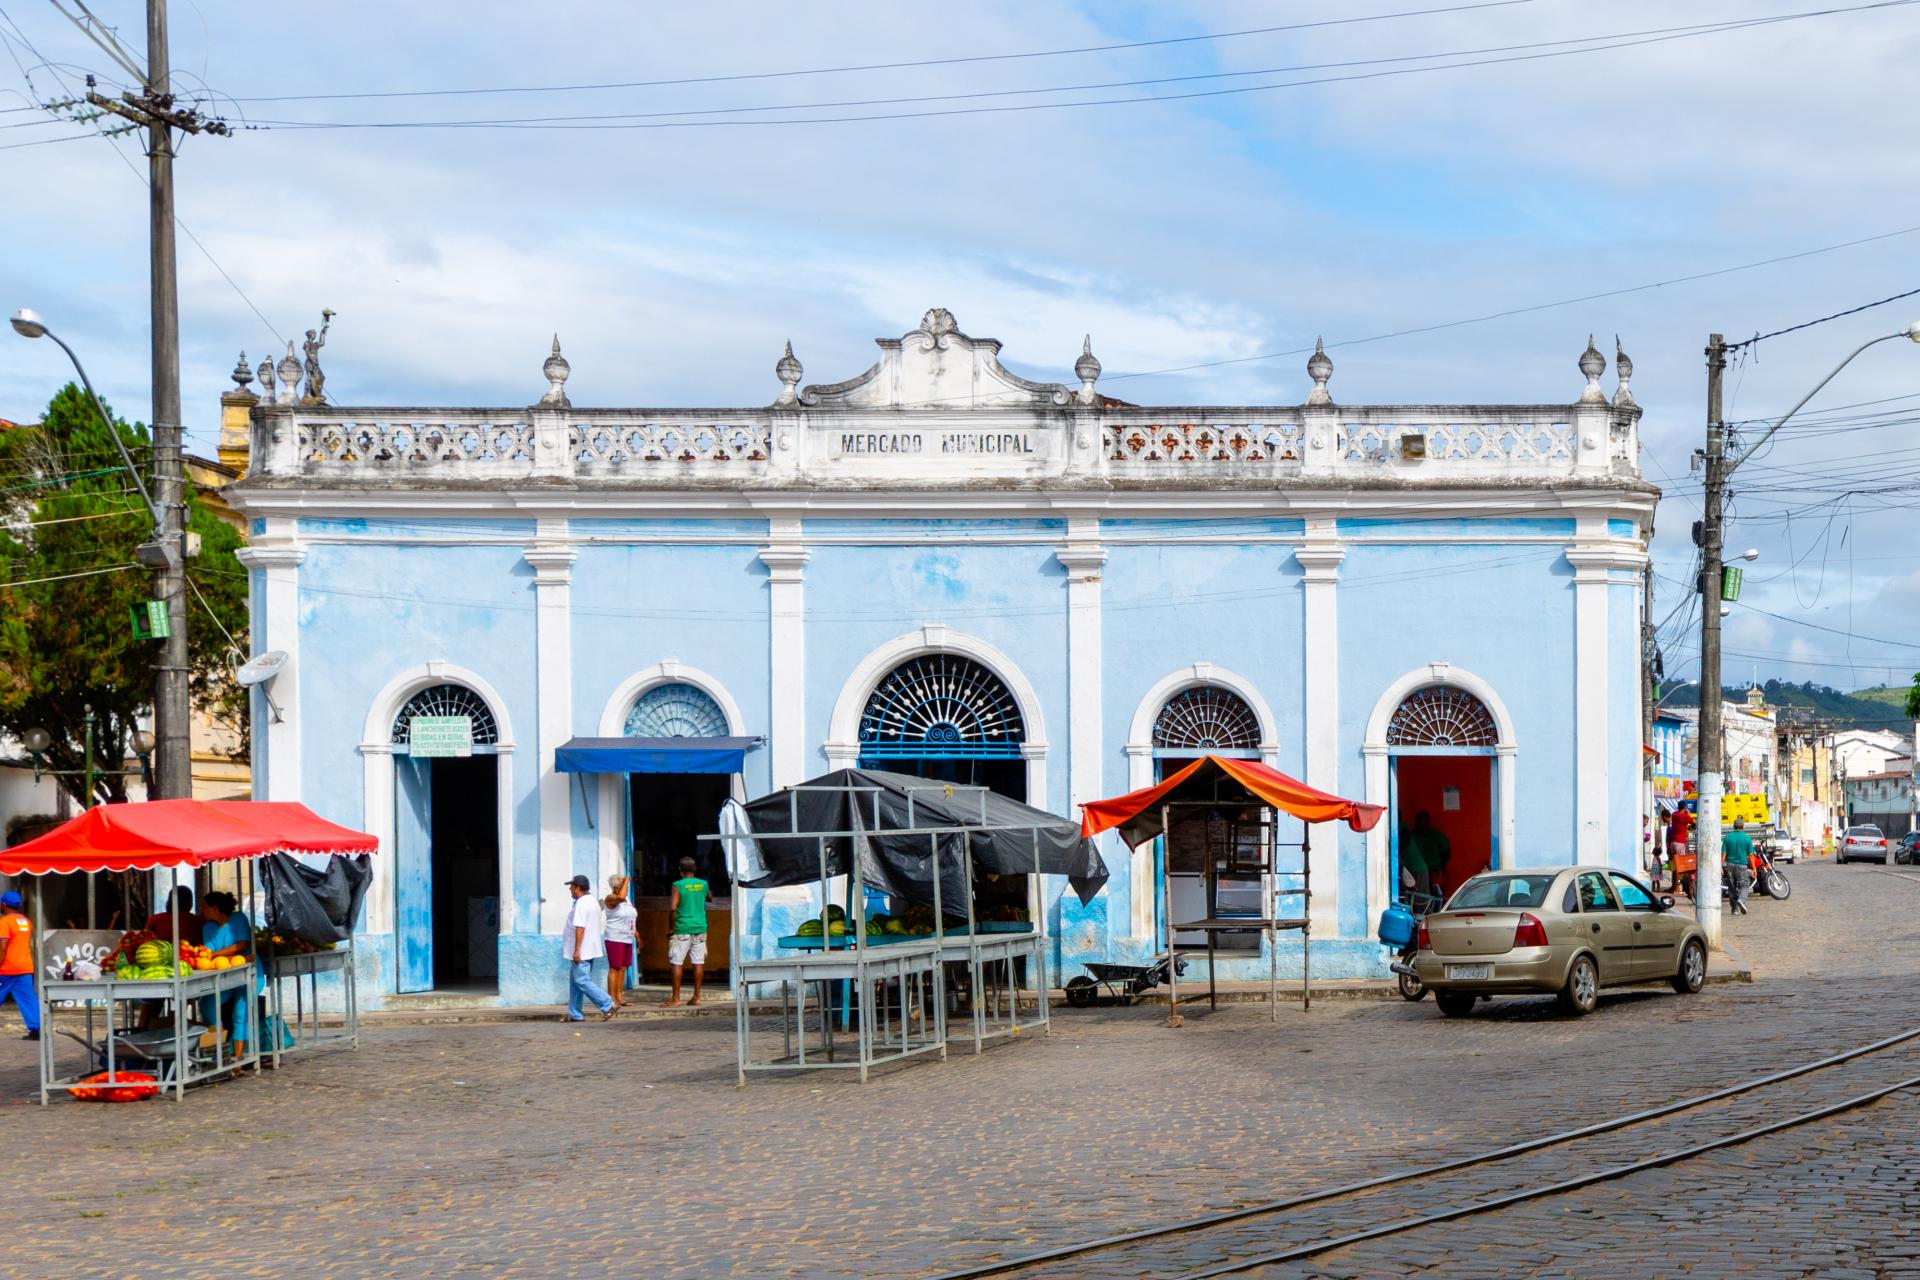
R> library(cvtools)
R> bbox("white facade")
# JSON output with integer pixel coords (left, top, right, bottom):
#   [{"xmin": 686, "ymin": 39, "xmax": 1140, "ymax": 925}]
[{"xmin": 228, "ymin": 309, "xmax": 1653, "ymax": 1007}]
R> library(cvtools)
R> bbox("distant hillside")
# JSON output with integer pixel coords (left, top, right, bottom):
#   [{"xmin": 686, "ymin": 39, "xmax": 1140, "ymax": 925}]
[{"xmin": 1749, "ymin": 681, "xmax": 1910, "ymax": 728}]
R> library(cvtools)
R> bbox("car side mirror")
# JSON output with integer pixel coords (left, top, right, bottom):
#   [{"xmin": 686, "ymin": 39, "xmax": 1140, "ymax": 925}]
[{"xmin": 1658, "ymin": 895, "xmax": 1674, "ymax": 911}]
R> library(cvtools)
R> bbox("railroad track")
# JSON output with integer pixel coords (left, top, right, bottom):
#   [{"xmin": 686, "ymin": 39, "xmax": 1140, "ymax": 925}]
[{"xmin": 926, "ymin": 1025, "xmax": 1920, "ymax": 1280}]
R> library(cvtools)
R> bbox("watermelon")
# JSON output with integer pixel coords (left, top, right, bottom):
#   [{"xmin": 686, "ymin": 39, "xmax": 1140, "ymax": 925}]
[{"xmin": 133, "ymin": 943, "xmax": 162, "ymax": 967}]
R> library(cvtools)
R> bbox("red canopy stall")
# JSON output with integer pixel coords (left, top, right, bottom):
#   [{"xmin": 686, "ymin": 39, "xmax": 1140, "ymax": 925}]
[
  {"xmin": 1081, "ymin": 757, "xmax": 1383, "ymax": 1022},
  {"xmin": 3, "ymin": 800, "xmax": 377, "ymax": 1102}
]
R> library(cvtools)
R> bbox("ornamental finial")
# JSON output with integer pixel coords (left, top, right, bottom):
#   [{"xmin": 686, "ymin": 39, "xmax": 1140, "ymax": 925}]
[
  {"xmin": 1613, "ymin": 335, "xmax": 1635, "ymax": 408},
  {"xmin": 275, "ymin": 341, "xmax": 301, "ymax": 406},
  {"xmin": 541, "ymin": 334, "xmax": 571, "ymax": 407},
  {"xmin": 774, "ymin": 340, "xmax": 803, "ymax": 405},
  {"xmin": 231, "ymin": 351, "xmax": 253, "ymax": 392},
  {"xmin": 1306, "ymin": 336, "xmax": 1334, "ymax": 406},
  {"xmin": 1579, "ymin": 334, "xmax": 1607, "ymax": 403},
  {"xmin": 1073, "ymin": 335, "xmax": 1101, "ymax": 404}
]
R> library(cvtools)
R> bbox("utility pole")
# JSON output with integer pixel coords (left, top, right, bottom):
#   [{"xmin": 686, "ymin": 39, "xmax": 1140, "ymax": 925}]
[
  {"xmin": 72, "ymin": 1, "xmax": 228, "ymax": 800},
  {"xmin": 1695, "ymin": 334, "xmax": 1728, "ymax": 946},
  {"xmin": 145, "ymin": 0, "xmax": 188, "ymax": 800}
]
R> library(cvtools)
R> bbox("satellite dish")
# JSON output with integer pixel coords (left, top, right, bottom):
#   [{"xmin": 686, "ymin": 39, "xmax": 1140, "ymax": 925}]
[
  {"xmin": 235, "ymin": 650, "xmax": 288, "ymax": 687},
  {"xmin": 235, "ymin": 650, "xmax": 289, "ymax": 724}
]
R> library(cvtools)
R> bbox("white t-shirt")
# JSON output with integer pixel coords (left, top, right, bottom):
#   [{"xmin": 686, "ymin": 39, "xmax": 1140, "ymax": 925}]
[
  {"xmin": 562, "ymin": 894, "xmax": 606, "ymax": 962},
  {"xmin": 603, "ymin": 900, "xmax": 638, "ymax": 945}
]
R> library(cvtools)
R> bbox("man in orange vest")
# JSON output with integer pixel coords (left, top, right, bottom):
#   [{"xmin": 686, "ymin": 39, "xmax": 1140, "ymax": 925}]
[{"xmin": 0, "ymin": 891, "xmax": 40, "ymax": 1041}]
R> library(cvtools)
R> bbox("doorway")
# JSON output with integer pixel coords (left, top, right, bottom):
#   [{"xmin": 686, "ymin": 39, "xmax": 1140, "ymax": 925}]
[
  {"xmin": 1392, "ymin": 755, "xmax": 1494, "ymax": 901},
  {"xmin": 629, "ymin": 773, "xmax": 734, "ymax": 977},
  {"xmin": 394, "ymin": 755, "xmax": 500, "ymax": 993}
]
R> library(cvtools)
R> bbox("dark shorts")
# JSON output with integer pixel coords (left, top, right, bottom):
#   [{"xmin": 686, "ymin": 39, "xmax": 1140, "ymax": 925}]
[{"xmin": 604, "ymin": 941, "xmax": 633, "ymax": 970}]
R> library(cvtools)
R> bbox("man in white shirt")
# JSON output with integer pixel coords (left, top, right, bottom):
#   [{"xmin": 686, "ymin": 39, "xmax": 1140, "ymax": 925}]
[{"xmin": 561, "ymin": 874, "xmax": 616, "ymax": 1022}]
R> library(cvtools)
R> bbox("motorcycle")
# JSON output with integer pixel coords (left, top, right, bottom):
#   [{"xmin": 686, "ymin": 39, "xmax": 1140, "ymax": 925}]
[
  {"xmin": 1675, "ymin": 843, "xmax": 1788, "ymax": 903},
  {"xmin": 1378, "ymin": 889, "xmax": 1444, "ymax": 1001}
]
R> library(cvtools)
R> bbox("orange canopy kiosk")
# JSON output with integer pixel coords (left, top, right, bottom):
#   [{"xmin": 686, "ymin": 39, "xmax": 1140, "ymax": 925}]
[
  {"xmin": 0, "ymin": 800, "xmax": 377, "ymax": 1102},
  {"xmin": 1080, "ymin": 757, "xmax": 1383, "ymax": 1023}
]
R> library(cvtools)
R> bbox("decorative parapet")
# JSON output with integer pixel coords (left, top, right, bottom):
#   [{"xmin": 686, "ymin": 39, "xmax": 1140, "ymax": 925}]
[{"xmin": 240, "ymin": 317, "xmax": 1643, "ymax": 488}]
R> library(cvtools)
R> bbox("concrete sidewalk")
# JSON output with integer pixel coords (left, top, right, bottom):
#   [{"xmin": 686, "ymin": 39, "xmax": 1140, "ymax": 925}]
[{"xmin": 336, "ymin": 948, "xmax": 1752, "ymax": 1025}]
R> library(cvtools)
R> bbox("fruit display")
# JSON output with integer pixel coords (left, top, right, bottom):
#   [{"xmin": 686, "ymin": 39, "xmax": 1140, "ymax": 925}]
[
  {"xmin": 108, "ymin": 929, "xmax": 159, "ymax": 969},
  {"xmin": 253, "ymin": 928, "xmax": 335, "ymax": 957}
]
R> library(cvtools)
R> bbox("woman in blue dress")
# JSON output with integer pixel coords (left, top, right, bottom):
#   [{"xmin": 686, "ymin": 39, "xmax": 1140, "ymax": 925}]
[{"xmin": 198, "ymin": 891, "xmax": 262, "ymax": 1062}]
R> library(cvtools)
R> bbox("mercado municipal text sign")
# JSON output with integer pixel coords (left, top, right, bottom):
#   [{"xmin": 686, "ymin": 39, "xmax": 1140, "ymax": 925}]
[
  {"xmin": 831, "ymin": 429, "xmax": 1041, "ymax": 459},
  {"xmin": 410, "ymin": 715, "xmax": 473, "ymax": 758}
]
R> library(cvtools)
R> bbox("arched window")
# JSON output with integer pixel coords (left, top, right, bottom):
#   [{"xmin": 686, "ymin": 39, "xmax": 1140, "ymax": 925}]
[
  {"xmin": 1152, "ymin": 686, "xmax": 1261, "ymax": 754},
  {"xmin": 625, "ymin": 682, "xmax": 728, "ymax": 738},
  {"xmin": 858, "ymin": 655, "xmax": 1024, "ymax": 758},
  {"xmin": 391, "ymin": 683, "xmax": 499, "ymax": 747},
  {"xmin": 1385, "ymin": 685, "xmax": 1497, "ymax": 749}
]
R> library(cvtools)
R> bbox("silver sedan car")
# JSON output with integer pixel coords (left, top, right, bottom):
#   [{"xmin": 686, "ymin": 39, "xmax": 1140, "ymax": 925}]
[
  {"xmin": 1839, "ymin": 824, "xmax": 1891, "ymax": 864},
  {"xmin": 1412, "ymin": 866, "xmax": 1709, "ymax": 1017}
]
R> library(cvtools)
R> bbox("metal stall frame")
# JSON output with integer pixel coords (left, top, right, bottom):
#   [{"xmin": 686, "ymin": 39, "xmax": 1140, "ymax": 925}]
[
  {"xmin": 725, "ymin": 782, "xmax": 948, "ymax": 1085},
  {"xmin": 264, "ymin": 941, "xmax": 359, "ymax": 1068},
  {"xmin": 35, "ymin": 864, "xmax": 264, "ymax": 1103},
  {"xmin": 1158, "ymin": 800, "xmax": 1312, "ymax": 1026},
  {"xmin": 909, "ymin": 782, "xmax": 1050, "ymax": 1055},
  {"xmin": 718, "ymin": 780, "xmax": 1061, "ymax": 1083}
]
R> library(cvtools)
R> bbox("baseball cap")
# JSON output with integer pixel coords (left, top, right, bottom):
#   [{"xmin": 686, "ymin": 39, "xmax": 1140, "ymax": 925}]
[
  {"xmin": 566, "ymin": 874, "xmax": 591, "ymax": 892},
  {"xmin": 0, "ymin": 890, "xmax": 21, "ymax": 909}
]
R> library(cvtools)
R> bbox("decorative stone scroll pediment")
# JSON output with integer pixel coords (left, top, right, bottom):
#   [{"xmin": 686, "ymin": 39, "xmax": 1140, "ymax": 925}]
[{"xmin": 801, "ymin": 308, "xmax": 1071, "ymax": 410}]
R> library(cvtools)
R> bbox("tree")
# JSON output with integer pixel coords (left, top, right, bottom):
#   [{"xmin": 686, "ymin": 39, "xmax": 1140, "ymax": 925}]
[
  {"xmin": 0, "ymin": 383, "xmax": 248, "ymax": 806},
  {"xmin": 1906, "ymin": 673, "xmax": 1920, "ymax": 721}
]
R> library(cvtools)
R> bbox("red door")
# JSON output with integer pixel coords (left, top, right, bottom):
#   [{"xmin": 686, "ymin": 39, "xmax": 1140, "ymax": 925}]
[{"xmin": 1395, "ymin": 756, "xmax": 1494, "ymax": 898}]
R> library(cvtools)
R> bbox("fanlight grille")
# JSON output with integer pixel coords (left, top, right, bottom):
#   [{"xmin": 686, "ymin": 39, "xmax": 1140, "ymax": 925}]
[
  {"xmin": 1152, "ymin": 686, "xmax": 1261, "ymax": 752},
  {"xmin": 391, "ymin": 683, "xmax": 499, "ymax": 745},
  {"xmin": 1385, "ymin": 685, "xmax": 1497, "ymax": 748},
  {"xmin": 625, "ymin": 682, "xmax": 728, "ymax": 738},
  {"xmin": 859, "ymin": 655, "xmax": 1024, "ymax": 758}
]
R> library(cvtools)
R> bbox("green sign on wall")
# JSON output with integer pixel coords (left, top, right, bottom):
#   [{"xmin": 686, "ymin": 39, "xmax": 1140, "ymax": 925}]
[
  {"xmin": 409, "ymin": 715, "xmax": 473, "ymax": 758},
  {"xmin": 1720, "ymin": 566, "xmax": 1743, "ymax": 602}
]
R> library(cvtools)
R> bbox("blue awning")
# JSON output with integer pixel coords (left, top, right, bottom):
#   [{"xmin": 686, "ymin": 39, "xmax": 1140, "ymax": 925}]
[{"xmin": 555, "ymin": 736, "xmax": 760, "ymax": 775}]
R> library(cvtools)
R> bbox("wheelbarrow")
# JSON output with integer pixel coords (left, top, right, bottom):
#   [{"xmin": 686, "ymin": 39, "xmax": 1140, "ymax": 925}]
[{"xmin": 1063, "ymin": 953, "xmax": 1189, "ymax": 1007}]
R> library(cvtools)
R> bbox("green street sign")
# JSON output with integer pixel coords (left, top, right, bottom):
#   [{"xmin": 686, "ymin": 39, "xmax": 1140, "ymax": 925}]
[
  {"xmin": 129, "ymin": 600, "xmax": 170, "ymax": 640},
  {"xmin": 409, "ymin": 715, "xmax": 473, "ymax": 758},
  {"xmin": 1720, "ymin": 566, "xmax": 1743, "ymax": 602}
]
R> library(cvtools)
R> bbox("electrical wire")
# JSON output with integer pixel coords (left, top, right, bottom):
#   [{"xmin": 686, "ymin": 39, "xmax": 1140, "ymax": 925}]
[
  {"xmin": 244, "ymin": 4, "xmax": 1912, "ymax": 133},
  {"xmin": 1726, "ymin": 285, "xmax": 1920, "ymax": 352},
  {"xmin": 230, "ymin": 1, "xmax": 1545, "ymax": 104},
  {"xmin": 248, "ymin": 13, "xmax": 1803, "ymax": 130},
  {"xmin": 0, "ymin": 562, "xmax": 134, "ymax": 590}
]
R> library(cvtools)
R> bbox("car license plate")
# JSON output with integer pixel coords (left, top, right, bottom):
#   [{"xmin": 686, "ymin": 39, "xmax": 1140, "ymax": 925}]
[{"xmin": 1447, "ymin": 964, "xmax": 1490, "ymax": 980}]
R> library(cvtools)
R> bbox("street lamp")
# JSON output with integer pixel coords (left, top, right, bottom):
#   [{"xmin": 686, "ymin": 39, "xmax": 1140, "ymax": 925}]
[
  {"xmin": 7, "ymin": 309, "xmax": 164, "ymax": 540},
  {"xmin": 21, "ymin": 707, "xmax": 158, "ymax": 929},
  {"xmin": 1694, "ymin": 323, "xmax": 1920, "ymax": 945}
]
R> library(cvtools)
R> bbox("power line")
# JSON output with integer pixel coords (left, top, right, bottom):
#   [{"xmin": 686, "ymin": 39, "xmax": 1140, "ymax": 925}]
[
  {"xmin": 1726, "ymin": 285, "xmax": 1920, "ymax": 353},
  {"xmin": 229, "ymin": 1, "xmax": 1544, "ymax": 104},
  {"xmin": 250, "ymin": 13, "xmax": 1788, "ymax": 130},
  {"xmin": 246, "ymin": 4, "xmax": 1908, "ymax": 133}
]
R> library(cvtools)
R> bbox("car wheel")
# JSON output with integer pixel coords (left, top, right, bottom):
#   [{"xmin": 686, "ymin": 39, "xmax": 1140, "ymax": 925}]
[
  {"xmin": 1397, "ymin": 970, "xmax": 1428, "ymax": 1001},
  {"xmin": 1672, "ymin": 939, "xmax": 1706, "ymax": 995},
  {"xmin": 1557, "ymin": 954, "xmax": 1599, "ymax": 1016},
  {"xmin": 1435, "ymin": 991, "xmax": 1477, "ymax": 1018}
]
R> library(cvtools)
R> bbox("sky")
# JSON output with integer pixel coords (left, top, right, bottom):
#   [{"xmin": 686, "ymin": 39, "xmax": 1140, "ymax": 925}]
[{"xmin": 1, "ymin": 0, "xmax": 1918, "ymax": 692}]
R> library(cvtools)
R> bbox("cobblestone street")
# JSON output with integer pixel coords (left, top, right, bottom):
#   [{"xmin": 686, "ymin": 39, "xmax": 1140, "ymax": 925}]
[{"xmin": 3, "ymin": 859, "xmax": 1918, "ymax": 1279}]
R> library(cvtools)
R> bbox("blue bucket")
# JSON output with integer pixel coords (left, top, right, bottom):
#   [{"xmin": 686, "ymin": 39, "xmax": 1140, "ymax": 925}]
[{"xmin": 1376, "ymin": 903, "xmax": 1416, "ymax": 949}]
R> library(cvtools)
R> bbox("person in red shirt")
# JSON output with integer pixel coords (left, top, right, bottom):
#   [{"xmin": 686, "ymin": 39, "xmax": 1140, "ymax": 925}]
[
  {"xmin": 142, "ymin": 886, "xmax": 202, "ymax": 947},
  {"xmin": 0, "ymin": 890, "xmax": 40, "ymax": 1040}
]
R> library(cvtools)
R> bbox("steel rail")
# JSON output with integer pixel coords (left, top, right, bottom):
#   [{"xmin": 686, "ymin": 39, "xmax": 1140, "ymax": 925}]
[
  {"xmin": 1179, "ymin": 1069, "xmax": 1920, "ymax": 1277},
  {"xmin": 924, "ymin": 1022, "xmax": 1920, "ymax": 1280}
]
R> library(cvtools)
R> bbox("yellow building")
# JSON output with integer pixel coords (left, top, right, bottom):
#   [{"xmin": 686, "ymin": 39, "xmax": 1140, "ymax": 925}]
[{"xmin": 176, "ymin": 384, "xmax": 256, "ymax": 800}]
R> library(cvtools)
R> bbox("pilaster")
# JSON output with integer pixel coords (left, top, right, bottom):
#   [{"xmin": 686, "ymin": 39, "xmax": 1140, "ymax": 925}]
[
  {"xmin": 1565, "ymin": 525, "xmax": 1647, "ymax": 865},
  {"xmin": 759, "ymin": 519, "xmax": 811, "ymax": 788},
  {"xmin": 1295, "ymin": 525, "xmax": 1345, "ymax": 932},
  {"xmin": 525, "ymin": 523, "xmax": 576, "ymax": 933},
  {"xmin": 234, "ymin": 534, "xmax": 306, "ymax": 802}
]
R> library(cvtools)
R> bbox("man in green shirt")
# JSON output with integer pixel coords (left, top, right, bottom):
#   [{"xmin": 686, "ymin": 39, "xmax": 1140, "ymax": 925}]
[
  {"xmin": 1407, "ymin": 811, "xmax": 1452, "ymax": 900},
  {"xmin": 1722, "ymin": 818, "xmax": 1755, "ymax": 915},
  {"xmin": 665, "ymin": 857, "xmax": 710, "ymax": 1007}
]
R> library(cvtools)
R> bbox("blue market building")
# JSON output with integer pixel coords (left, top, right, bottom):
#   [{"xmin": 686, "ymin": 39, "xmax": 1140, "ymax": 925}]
[{"xmin": 228, "ymin": 309, "xmax": 1653, "ymax": 1008}]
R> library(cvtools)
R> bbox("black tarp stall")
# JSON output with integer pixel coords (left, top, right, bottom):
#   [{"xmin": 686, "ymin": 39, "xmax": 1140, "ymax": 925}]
[{"xmin": 733, "ymin": 768, "xmax": 1108, "ymax": 907}]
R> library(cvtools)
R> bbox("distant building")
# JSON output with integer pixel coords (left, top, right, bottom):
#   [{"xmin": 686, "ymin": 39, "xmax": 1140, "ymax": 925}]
[{"xmin": 1844, "ymin": 770, "xmax": 1914, "ymax": 839}]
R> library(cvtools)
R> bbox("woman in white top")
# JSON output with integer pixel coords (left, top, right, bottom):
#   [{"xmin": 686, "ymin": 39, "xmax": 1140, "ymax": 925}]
[{"xmin": 602, "ymin": 874, "xmax": 639, "ymax": 1009}]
